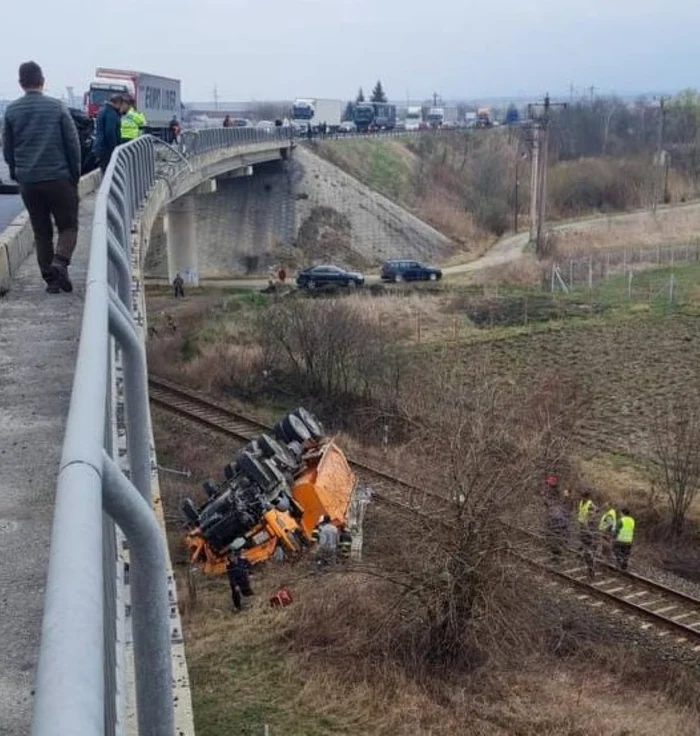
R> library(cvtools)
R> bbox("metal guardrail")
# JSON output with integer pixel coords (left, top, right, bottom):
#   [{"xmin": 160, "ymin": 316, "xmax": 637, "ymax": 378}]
[
  {"xmin": 180, "ymin": 125, "xmax": 292, "ymax": 155},
  {"xmin": 30, "ymin": 129, "xmax": 291, "ymax": 735}
]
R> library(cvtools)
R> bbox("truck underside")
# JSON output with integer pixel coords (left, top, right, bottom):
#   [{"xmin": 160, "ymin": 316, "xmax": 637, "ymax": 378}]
[{"xmin": 182, "ymin": 408, "xmax": 357, "ymax": 574}]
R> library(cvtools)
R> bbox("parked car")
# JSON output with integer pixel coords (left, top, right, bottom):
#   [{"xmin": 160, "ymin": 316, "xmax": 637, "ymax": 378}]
[
  {"xmin": 394, "ymin": 120, "xmax": 406, "ymax": 131},
  {"xmin": 296, "ymin": 265, "xmax": 365, "ymax": 290},
  {"xmin": 339, "ymin": 120, "xmax": 356, "ymax": 133},
  {"xmin": 380, "ymin": 260, "xmax": 442, "ymax": 283}
]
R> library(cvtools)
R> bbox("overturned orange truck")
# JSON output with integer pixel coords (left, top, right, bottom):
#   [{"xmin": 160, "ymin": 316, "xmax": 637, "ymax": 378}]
[{"xmin": 181, "ymin": 408, "xmax": 356, "ymax": 574}]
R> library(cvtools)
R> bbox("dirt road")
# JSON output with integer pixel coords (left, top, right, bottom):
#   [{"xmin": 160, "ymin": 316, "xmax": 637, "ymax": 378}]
[{"xmin": 145, "ymin": 199, "xmax": 700, "ymax": 290}]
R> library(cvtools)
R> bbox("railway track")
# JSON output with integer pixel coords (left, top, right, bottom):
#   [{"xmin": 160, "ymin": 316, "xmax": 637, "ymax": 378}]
[
  {"xmin": 148, "ymin": 374, "xmax": 700, "ymax": 650},
  {"xmin": 148, "ymin": 375, "xmax": 445, "ymax": 515}
]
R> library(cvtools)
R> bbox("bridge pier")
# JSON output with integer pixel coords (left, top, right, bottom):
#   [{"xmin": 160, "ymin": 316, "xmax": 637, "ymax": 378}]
[{"xmin": 166, "ymin": 195, "xmax": 198, "ymax": 286}]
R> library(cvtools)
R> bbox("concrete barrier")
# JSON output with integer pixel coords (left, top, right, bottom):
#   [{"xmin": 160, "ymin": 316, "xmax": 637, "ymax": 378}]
[{"xmin": 0, "ymin": 169, "xmax": 101, "ymax": 293}]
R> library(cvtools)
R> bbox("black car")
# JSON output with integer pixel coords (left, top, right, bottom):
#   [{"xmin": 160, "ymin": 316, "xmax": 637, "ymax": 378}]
[
  {"xmin": 381, "ymin": 259, "xmax": 442, "ymax": 283},
  {"xmin": 296, "ymin": 265, "xmax": 365, "ymax": 290},
  {"xmin": 68, "ymin": 108, "xmax": 99, "ymax": 175}
]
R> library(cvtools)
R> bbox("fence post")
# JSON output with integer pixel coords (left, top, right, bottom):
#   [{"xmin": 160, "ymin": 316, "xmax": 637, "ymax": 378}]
[
  {"xmin": 523, "ymin": 295, "xmax": 528, "ymax": 326},
  {"xmin": 623, "ymin": 249, "xmax": 627, "ymax": 271},
  {"xmin": 569, "ymin": 259, "xmax": 573, "ymax": 289},
  {"xmin": 628, "ymin": 270, "xmax": 633, "ymax": 302},
  {"xmin": 551, "ymin": 263, "xmax": 555, "ymax": 293},
  {"xmin": 588, "ymin": 255, "xmax": 593, "ymax": 295},
  {"xmin": 669, "ymin": 274, "xmax": 675, "ymax": 304},
  {"xmin": 657, "ymin": 244, "xmax": 661, "ymax": 265}
]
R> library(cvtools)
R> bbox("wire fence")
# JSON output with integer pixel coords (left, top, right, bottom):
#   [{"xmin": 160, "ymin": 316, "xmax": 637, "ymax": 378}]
[
  {"xmin": 441, "ymin": 242, "xmax": 700, "ymax": 332},
  {"xmin": 549, "ymin": 240, "xmax": 700, "ymax": 293}
]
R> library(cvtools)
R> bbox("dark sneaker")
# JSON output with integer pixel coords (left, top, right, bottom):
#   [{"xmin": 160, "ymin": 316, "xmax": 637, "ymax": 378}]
[
  {"xmin": 51, "ymin": 262, "xmax": 73, "ymax": 293},
  {"xmin": 45, "ymin": 282, "xmax": 61, "ymax": 294}
]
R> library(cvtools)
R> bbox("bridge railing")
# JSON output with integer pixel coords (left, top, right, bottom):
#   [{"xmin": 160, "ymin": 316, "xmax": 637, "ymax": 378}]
[
  {"xmin": 30, "ymin": 128, "xmax": 291, "ymax": 735},
  {"xmin": 180, "ymin": 125, "xmax": 293, "ymax": 155}
]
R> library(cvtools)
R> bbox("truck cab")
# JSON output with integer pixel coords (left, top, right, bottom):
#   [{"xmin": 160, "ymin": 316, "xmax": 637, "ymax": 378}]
[
  {"xmin": 85, "ymin": 77, "xmax": 135, "ymax": 119},
  {"xmin": 405, "ymin": 106, "xmax": 422, "ymax": 131}
]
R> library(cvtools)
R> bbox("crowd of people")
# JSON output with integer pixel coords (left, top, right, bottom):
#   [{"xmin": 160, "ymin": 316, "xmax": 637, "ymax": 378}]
[{"xmin": 544, "ymin": 474, "xmax": 636, "ymax": 579}]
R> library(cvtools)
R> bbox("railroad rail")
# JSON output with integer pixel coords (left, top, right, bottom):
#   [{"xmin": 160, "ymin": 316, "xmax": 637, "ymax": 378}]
[{"xmin": 148, "ymin": 375, "xmax": 700, "ymax": 650}]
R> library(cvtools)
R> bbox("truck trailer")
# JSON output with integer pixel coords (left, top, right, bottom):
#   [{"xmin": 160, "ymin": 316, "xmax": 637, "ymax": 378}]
[
  {"xmin": 291, "ymin": 98, "xmax": 343, "ymax": 132},
  {"xmin": 84, "ymin": 68, "xmax": 182, "ymax": 139}
]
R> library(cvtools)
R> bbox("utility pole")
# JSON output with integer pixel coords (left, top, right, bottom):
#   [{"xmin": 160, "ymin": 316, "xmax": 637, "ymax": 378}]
[
  {"xmin": 527, "ymin": 93, "xmax": 567, "ymax": 253},
  {"xmin": 213, "ymin": 84, "xmax": 219, "ymax": 112},
  {"xmin": 652, "ymin": 97, "xmax": 666, "ymax": 214}
]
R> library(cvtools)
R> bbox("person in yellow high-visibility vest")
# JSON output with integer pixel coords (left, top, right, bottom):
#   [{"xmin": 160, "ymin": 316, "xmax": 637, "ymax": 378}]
[
  {"xmin": 614, "ymin": 508, "xmax": 635, "ymax": 571},
  {"xmin": 577, "ymin": 490, "xmax": 597, "ymax": 579},
  {"xmin": 120, "ymin": 94, "xmax": 147, "ymax": 143},
  {"xmin": 598, "ymin": 504, "xmax": 617, "ymax": 560}
]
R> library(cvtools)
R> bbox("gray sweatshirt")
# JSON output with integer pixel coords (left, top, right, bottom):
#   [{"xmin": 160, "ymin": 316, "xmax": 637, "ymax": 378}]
[{"xmin": 2, "ymin": 90, "xmax": 81, "ymax": 185}]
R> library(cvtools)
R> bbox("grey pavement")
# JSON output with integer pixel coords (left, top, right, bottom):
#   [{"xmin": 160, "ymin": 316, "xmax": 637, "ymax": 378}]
[{"xmin": 0, "ymin": 195, "xmax": 94, "ymax": 734}]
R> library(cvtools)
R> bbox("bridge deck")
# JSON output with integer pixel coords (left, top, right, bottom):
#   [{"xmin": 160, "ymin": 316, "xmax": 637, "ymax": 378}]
[{"xmin": 0, "ymin": 195, "xmax": 95, "ymax": 733}]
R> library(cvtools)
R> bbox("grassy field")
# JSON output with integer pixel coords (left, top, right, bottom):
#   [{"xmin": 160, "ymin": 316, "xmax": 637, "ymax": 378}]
[{"xmin": 148, "ymin": 263, "xmax": 700, "ymax": 733}]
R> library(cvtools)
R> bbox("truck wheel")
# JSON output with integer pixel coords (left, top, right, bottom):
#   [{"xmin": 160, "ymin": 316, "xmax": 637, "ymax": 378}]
[
  {"xmin": 280, "ymin": 413, "xmax": 312, "ymax": 444},
  {"xmin": 181, "ymin": 499, "xmax": 200, "ymax": 525},
  {"xmin": 202, "ymin": 479, "xmax": 219, "ymax": 498},
  {"xmin": 238, "ymin": 451, "xmax": 276, "ymax": 491},
  {"xmin": 293, "ymin": 407, "xmax": 324, "ymax": 439},
  {"xmin": 259, "ymin": 434, "xmax": 298, "ymax": 470}
]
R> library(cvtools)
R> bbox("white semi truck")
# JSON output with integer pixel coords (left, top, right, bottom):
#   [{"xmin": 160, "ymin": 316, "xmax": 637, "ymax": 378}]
[
  {"xmin": 405, "ymin": 106, "xmax": 422, "ymax": 131},
  {"xmin": 291, "ymin": 98, "xmax": 343, "ymax": 133},
  {"xmin": 85, "ymin": 68, "xmax": 182, "ymax": 139}
]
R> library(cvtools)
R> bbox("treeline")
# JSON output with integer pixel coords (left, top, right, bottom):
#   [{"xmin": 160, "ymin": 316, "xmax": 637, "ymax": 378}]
[{"xmin": 550, "ymin": 91, "xmax": 700, "ymax": 178}]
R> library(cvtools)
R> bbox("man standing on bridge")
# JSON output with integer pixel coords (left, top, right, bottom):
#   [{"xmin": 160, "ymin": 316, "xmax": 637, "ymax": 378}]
[
  {"xmin": 94, "ymin": 94, "xmax": 123, "ymax": 173},
  {"xmin": 2, "ymin": 61, "xmax": 81, "ymax": 293}
]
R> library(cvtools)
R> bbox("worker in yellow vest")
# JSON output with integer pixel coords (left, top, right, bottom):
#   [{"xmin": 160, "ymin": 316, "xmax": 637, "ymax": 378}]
[
  {"xmin": 598, "ymin": 504, "xmax": 617, "ymax": 560},
  {"xmin": 120, "ymin": 94, "xmax": 147, "ymax": 143},
  {"xmin": 577, "ymin": 490, "xmax": 596, "ymax": 579},
  {"xmin": 614, "ymin": 508, "xmax": 635, "ymax": 571}
]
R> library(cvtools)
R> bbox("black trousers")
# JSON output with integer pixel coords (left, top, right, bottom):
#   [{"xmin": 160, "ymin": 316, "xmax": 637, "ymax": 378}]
[
  {"xmin": 614, "ymin": 542, "xmax": 632, "ymax": 571},
  {"xmin": 228, "ymin": 574, "xmax": 253, "ymax": 609},
  {"xmin": 20, "ymin": 179, "xmax": 79, "ymax": 282}
]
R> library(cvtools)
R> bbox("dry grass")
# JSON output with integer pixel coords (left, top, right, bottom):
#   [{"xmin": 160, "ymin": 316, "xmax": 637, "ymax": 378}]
[
  {"xmin": 177, "ymin": 562, "xmax": 700, "ymax": 736},
  {"xmin": 551, "ymin": 204, "xmax": 700, "ymax": 259}
]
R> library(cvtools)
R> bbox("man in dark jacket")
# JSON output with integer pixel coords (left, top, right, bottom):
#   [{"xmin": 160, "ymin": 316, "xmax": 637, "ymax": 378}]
[
  {"xmin": 2, "ymin": 61, "xmax": 81, "ymax": 293},
  {"xmin": 226, "ymin": 552, "xmax": 253, "ymax": 611},
  {"xmin": 94, "ymin": 94, "xmax": 123, "ymax": 173}
]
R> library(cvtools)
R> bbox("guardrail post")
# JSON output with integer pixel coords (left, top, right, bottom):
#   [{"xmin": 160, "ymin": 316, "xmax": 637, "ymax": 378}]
[{"xmin": 102, "ymin": 454, "xmax": 174, "ymax": 736}]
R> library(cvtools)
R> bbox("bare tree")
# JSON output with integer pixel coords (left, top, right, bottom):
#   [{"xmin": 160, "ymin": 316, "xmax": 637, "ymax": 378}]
[
  {"xmin": 353, "ymin": 369, "xmax": 583, "ymax": 671},
  {"xmin": 650, "ymin": 398, "xmax": 700, "ymax": 537}
]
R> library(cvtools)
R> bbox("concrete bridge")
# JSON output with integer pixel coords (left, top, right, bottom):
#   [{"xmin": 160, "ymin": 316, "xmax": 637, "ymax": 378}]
[{"xmin": 0, "ymin": 128, "xmax": 293, "ymax": 735}]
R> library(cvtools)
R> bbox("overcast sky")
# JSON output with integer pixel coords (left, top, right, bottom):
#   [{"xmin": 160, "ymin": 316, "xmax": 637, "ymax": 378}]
[{"xmin": 1, "ymin": 0, "xmax": 699, "ymax": 102}]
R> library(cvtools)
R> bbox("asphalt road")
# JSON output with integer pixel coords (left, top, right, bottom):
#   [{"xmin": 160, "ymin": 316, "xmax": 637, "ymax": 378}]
[{"xmin": 0, "ymin": 161, "xmax": 23, "ymax": 230}]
